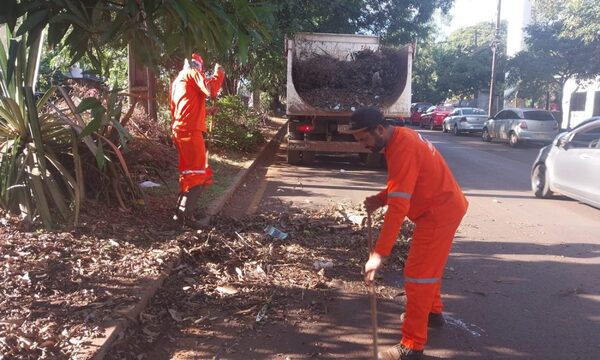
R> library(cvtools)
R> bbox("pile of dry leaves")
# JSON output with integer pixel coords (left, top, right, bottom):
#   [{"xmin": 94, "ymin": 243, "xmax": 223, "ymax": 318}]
[
  {"xmin": 292, "ymin": 48, "xmax": 407, "ymax": 111},
  {"xmin": 0, "ymin": 202, "xmax": 413, "ymax": 359},
  {"xmin": 0, "ymin": 198, "xmax": 184, "ymax": 359},
  {"xmin": 107, "ymin": 206, "xmax": 414, "ymax": 358}
]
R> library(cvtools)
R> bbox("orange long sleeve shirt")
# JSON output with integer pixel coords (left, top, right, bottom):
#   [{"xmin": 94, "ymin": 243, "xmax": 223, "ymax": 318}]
[
  {"xmin": 170, "ymin": 67, "xmax": 225, "ymax": 133},
  {"xmin": 374, "ymin": 127, "xmax": 468, "ymax": 256}
]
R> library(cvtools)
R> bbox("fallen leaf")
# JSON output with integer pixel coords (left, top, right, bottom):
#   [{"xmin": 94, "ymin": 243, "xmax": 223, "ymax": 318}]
[
  {"xmin": 216, "ymin": 285, "xmax": 239, "ymax": 295},
  {"xmin": 234, "ymin": 305, "xmax": 258, "ymax": 315},
  {"xmin": 143, "ymin": 327, "xmax": 160, "ymax": 338},
  {"xmin": 256, "ymin": 303, "xmax": 269, "ymax": 323},
  {"xmin": 168, "ymin": 308, "xmax": 183, "ymax": 322}
]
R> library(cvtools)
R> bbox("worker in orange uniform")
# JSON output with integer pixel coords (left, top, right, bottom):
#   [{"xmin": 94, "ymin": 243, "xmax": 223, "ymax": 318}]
[
  {"xmin": 348, "ymin": 108, "xmax": 468, "ymax": 360},
  {"xmin": 170, "ymin": 53, "xmax": 225, "ymax": 227}
]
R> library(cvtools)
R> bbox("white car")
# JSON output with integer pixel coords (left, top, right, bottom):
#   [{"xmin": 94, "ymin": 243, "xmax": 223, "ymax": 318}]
[
  {"xmin": 531, "ymin": 117, "xmax": 600, "ymax": 208},
  {"xmin": 483, "ymin": 108, "xmax": 559, "ymax": 147},
  {"xmin": 443, "ymin": 107, "xmax": 487, "ymax": 135}
]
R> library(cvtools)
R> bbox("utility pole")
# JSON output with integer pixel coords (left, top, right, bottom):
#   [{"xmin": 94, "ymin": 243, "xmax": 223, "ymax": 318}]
[{"xmin": 488, "ymin": 0, "xmax": 502, "ymax": 116}]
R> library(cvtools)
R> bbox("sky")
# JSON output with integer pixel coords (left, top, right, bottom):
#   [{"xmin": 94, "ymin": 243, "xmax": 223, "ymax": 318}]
[
  {"xmin": 439, "ymin": 0, "xmax": 509, "ymax": 36},
  {"xmin": 437, "ymin": 0, "xmax": 532, "ymax": 56}
]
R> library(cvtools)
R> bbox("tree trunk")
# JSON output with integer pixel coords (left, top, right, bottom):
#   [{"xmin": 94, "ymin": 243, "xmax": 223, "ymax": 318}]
[{"xmin": 147, "ymin": 68, "xmax": 158, "ymax": 122}]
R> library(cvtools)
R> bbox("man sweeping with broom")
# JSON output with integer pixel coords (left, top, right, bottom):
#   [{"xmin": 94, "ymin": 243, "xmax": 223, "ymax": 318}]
[
  {"xmin": 170, "ymin": 53, "xmax": 225, "ymax": 228},
  {"xmin": 347, "ymin": 108, "xmax": 468, "ymax": 360}
]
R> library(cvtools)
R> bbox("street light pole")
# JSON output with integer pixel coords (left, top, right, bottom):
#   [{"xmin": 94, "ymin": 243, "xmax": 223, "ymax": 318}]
[{"xmin": 488, "ymin": 0, "xmax": 502, "ymax": 116}]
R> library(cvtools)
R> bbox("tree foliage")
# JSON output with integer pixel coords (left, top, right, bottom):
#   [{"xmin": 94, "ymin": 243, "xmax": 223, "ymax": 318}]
[
  {"xmin": 0, "ymin": 0, "xmax": 273, "ymax": 76},
  {"xmin": 534, "ymin": 0, "xmax": 600, "ymax": 44},
  {"xmin": 412, "ymin": 21, "xmax": 507, "ymax": 104},
  {"xmin": 506, "ymin": 21, "xmax": 600, "ymax": 105},
  {"xmin": 245, "ymin": 0, "xmax": 455, "ymax": 102}
]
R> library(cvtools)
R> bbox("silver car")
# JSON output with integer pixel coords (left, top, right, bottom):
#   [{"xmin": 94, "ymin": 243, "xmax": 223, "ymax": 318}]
[
  {"xmin": 531, "ymin": 117, "xmax": 600, "ymax": 208},
  {"xmin": 482, "ymin": 108, "xmax": 559, "ymax": 147},
  {"xmin": 443, "ymin": 107, "xmax": 487, "ymax": 135}
]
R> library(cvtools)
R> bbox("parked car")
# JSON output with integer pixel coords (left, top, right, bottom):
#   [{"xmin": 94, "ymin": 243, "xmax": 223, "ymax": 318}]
[
  {"xmin": 482, "ymin": 108, "xmax": 559, "ymax": 147},
  {"xmin": 409, "ymin": 102, "xmax": 433, "ymax": 126},
  {"xmin": 420, "ymin": 105, "xmax": 454, "ymax": 130},
  {"xmin": 531, "ymin": 117, "xmax": 600, "ymax": 208},
  {"xmin": 443, "ymin": 107, "xmax": 488, "ymax": 135},
  {"xmin": 387, "ymin": 117, "xmax": 406, "ymax": 127}
]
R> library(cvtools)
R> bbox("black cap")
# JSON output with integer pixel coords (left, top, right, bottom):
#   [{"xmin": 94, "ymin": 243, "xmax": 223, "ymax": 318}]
[{"xmin": 347, "ymin": 107, "xmax": 386, "ymax": 134}]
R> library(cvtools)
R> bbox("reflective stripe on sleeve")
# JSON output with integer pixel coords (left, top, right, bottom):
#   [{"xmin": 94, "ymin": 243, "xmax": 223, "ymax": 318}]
[
  {"xmin": 388, "ymin": 192, "xmax": 412, "ymax": 199},
  {"xmin": 404, "ymin": 276, "xmax": 440, "ymax": 284},
  {"xmin": 181, "ymin": 170, "xmax": 206, "ymax": 175}
]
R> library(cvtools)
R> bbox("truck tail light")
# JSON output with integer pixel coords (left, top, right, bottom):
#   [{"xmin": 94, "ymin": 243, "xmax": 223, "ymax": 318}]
[
  {"xmin": 519, "ymin": 121, "xmax": 528, "ymax": 129},
  {"xmin": 297, "ymin": 124, "xmax": 314, "ymax": 133},
  {"xmin": 459, "ymin": 117, "xmax": 467, "ymax": 123}
]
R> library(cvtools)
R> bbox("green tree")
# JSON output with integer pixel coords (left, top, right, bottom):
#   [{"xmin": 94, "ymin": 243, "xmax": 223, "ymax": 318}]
[
  {"xmin": 245, "ymin": 0, "xmax": 455, "ymax": 107},
  {"xmin": 534, "ymin": 0, "xmax": 600, "ymax": 44},
  {"xmin": 506, "ymin": 22, "xmax": 600, "ymax": 110},
  {"xmin": 412, "ymin": 42, "xmax": 444, "ymax": 104},
  {"xmin": 411, "ymin": 21, "xmax": 507, "ymax": 104},
  {"xmin": 1, "ymin": 0, "xmax": 273, "ymax": 77}
]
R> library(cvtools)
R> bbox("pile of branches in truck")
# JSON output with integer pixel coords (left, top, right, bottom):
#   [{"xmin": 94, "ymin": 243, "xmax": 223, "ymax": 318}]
[{"xmin": 292, "ymin": 47, "xmax": 405, "ymax": 111}]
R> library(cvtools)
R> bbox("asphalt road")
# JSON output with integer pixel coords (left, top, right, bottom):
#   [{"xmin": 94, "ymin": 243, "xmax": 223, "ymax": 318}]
[{"xmin": 233, "ymin": 126, "xmax": 600, "ymax": 359}]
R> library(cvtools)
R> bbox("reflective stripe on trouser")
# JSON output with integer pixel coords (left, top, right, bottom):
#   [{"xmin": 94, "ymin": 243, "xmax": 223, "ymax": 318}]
[
  {"xmin": 400, "ymin": 219, "xmax": 462, "ymax": 351},
  {"xmin": 173, "ymin": 130, "xmax": 213, "ymax": 193}
]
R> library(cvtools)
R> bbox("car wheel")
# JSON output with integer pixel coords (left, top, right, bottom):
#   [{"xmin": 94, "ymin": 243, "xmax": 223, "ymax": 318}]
[
  {"xmin": 302, "ymin": 151, "xmax": 315, "ymax": 165},
  {"xmin": 287, "ymin": 149, "xmax": 301, "ymax": 165},
  {"xmin": 531, "ymin": 164, "xmax": 552, "ymax": 198},
  {"xmin": 509, "ymin": 132, "xmax": 519, "ymax": 147},
  {"xmin": 482, "ymin": 128, "xmax": 492, "ymax": 142},
  {"xmin": 453, "ymin": 124, "xmax": 460, "ymax": 136}
]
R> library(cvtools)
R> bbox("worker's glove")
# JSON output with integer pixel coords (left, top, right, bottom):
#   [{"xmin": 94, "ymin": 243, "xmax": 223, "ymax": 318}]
[
  {"xmin": 207, "ymin": 106, "xmax": 218, "ymax": 116},
  {"xmin": 364, "ymin": 195, "xmax": 385, "ymax": 214}
]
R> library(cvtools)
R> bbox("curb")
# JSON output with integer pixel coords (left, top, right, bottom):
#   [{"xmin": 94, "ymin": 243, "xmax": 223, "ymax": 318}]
[
  {"xmin": 81, "ymin": 119, "xmax": 288, "ymax": 359},
  {"xmin": 198, "ymin": 120, "xmax": 288, "ymax": 226}
]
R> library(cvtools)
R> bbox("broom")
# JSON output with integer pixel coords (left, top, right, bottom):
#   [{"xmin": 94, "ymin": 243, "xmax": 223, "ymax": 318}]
[{"xmin": 367, "ymin": 213, "xmax": 379, "ymax": 359}]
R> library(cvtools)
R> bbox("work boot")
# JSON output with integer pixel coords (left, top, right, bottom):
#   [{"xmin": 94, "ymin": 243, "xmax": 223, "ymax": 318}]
[
  {"xmin": 378, "ymin": 344, "xmax": 423, "ymax": 360},
  {"xmin": 173, "ymin": 186, "xmax": 205, "ymax": 229},
  {"xmin": 400, "ymin": 312, "xmax": 445, "ymax": 328}
]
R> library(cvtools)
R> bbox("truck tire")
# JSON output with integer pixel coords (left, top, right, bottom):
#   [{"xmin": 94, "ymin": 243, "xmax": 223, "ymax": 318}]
[
  {"xmin": 302, "ymin": 151, "xmax": 315, "ymax": 165},
  {"xmin": 366, "ymin": 153, "xmax": 384, "ymax": 168},
  {"xmin": 287, "ymin": 149, "xmax": 302, "ymax": 165}
]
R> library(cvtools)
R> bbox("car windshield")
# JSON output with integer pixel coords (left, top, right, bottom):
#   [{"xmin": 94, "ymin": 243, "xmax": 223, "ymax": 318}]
[
  {"xmin": 523, "ymin": 110, "xmax": 555, "ymax": 121},
  {"xmin": 462, "ymin": 108, "xmax": 486, "ymax": 115}
]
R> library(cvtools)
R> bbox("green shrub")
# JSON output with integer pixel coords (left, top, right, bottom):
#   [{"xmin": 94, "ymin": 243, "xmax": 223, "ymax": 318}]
[{"xmin": 209, "ymin": 95, "xmax": 265, "ymax": 153}]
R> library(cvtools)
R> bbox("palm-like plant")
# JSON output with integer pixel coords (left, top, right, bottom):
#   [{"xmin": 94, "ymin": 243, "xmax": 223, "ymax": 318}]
[
  {"xmin": 0, "ymin": 28, "xmax": 76, "ymax": 228},
  {"xmin": 0, "ymin": 28, "xmax": 139, "ymax": 229}
]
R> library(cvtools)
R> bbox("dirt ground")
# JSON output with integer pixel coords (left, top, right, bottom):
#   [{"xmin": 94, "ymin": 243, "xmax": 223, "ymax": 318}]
[
  {"xmin": 105, "ymin": 207, "xmax": 414, "ymax": 359},
  {"xmin": 0, "ymin": 117, "xmax": 284, "ymax": 360}
]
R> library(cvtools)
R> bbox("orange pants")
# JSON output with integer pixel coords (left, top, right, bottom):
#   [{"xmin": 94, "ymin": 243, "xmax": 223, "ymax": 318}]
[
  {"xmin": 400, "ymin": 218, "xmax": 462, "ymax": 350},
  {"xmin": 172, "ymin": 130, "xmax": 213, "ymax": 193}
]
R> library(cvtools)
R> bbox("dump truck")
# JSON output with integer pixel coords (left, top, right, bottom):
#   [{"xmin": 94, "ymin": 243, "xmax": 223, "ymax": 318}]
[{"xmin": 285, "ymin": 32, "xmax": 413, "ymax": 167}]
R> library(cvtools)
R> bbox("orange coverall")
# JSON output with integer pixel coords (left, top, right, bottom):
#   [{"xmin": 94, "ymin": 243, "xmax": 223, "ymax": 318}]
[
  {"xmin": 375, "ymin": 127, "xmax": 468, "ymax": 350},
  {"xmin": 170, "ymin": 63, "xmax": 224, "ymax": 193}
]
